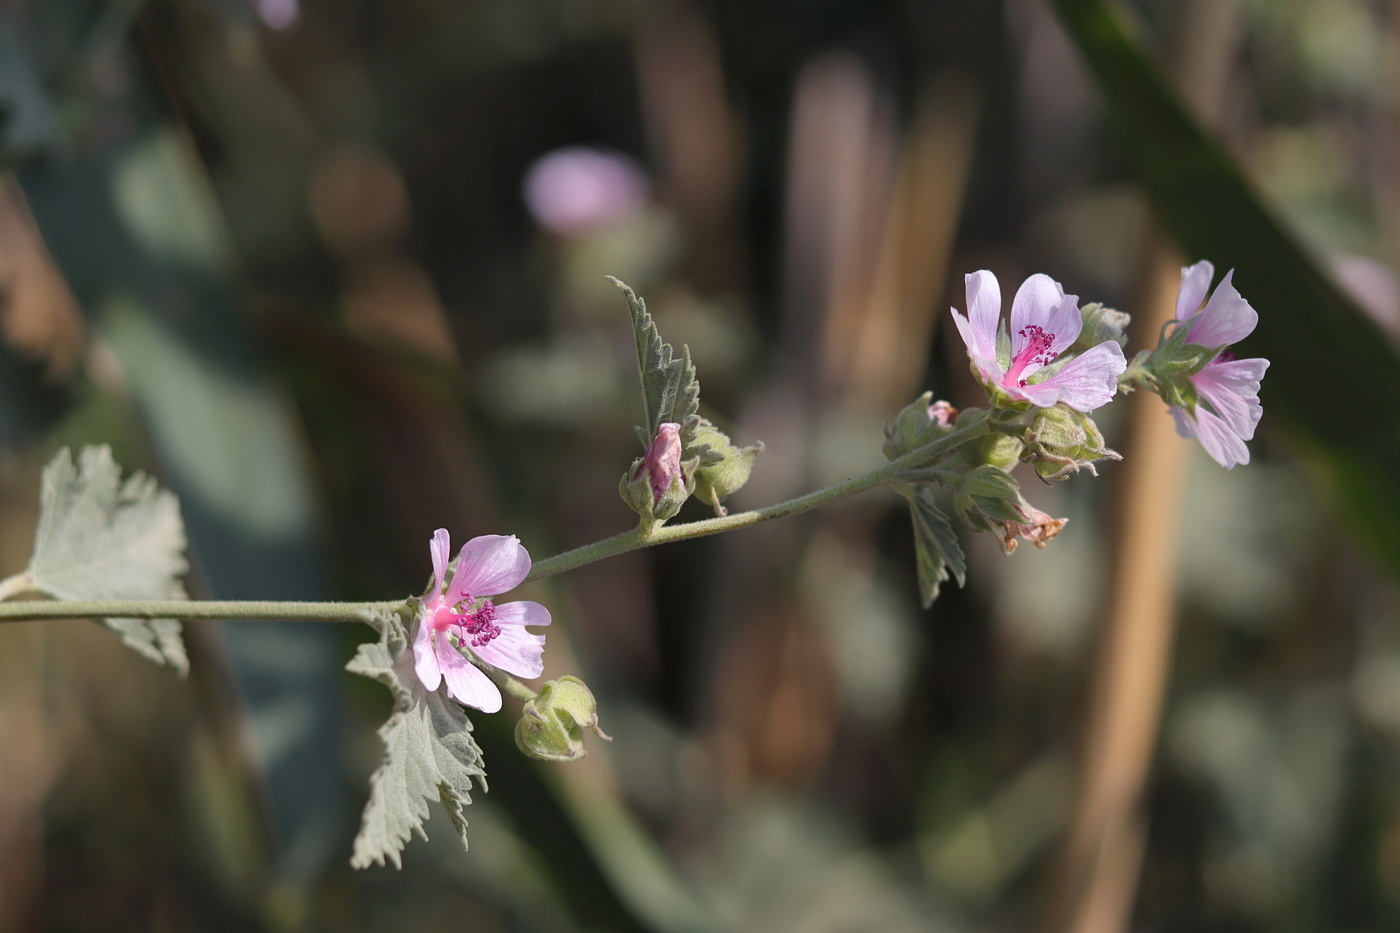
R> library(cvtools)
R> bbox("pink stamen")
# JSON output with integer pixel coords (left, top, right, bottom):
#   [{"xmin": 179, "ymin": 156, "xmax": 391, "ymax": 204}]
[
  {"xmin": 1002, "ymin": 325, "xmax": 1058, "ymax": 387},
  {"xmin": 462, "ymin": 600, "xmax": 501, "ymax": 648}
]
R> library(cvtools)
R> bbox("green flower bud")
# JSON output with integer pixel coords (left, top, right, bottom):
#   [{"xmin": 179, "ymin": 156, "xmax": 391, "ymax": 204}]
[
  {"xmin": 883, "ymin": 392, "xmax": 958, "ymax": 461},
  {"xmin": 1021, "ymin": 405, "xmax": 1120, "ymax": 481},
  {"xmin": 1073, "ymin": 302, "xmax": 1131, "ymax": 353},
  {"xmin": 515, "ymin": 676, "xmax": 612, "ymax": 763},
  {"xmin": 620, "ymin": 423, "xmax": 696, "ymax": 525},
  {"xmin": 687, "ymin": 417, "xmax": 762, "ymax": 517},
  {"xmin": 977, "ymin": 432, "xmax": 1024, "ymax": 471}
]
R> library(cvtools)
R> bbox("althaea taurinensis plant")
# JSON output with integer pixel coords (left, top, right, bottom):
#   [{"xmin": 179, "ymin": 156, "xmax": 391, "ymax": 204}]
[{"xmin": 0, "ymin": 264, "xmax": 1267, "ymax": 867}]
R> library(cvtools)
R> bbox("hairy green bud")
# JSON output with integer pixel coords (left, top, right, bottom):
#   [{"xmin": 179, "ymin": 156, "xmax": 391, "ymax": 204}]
[
  {"xmin": 1021, "ymin": 405, "xmax": 1120, "ymax": 481},
  {"xmin": 515, "ymin": 676, "xmax": 612, "ymax": 763},
  {"xmin": 687, "ymin": 417, "xmax": 762, "ymax": 517}
]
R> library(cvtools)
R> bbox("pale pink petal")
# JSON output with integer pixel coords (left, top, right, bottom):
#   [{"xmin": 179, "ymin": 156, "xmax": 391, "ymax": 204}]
[
  {"xmin": 1170, "ymin": 406, "xmax": 1196, "ymax": 440},
  {"xmin": 473, "ymin": 623, "xmax": 547, "ymax": 679},
  {"xmin": 428, "ymin": 528, "xmax": 451, "ymax": 602},
  {"xmin": 492, "ymin": 599, "xmax": 552, "ymax": 628},
  {"xmin": 449, "ymin": 534, "xmax": 532, "ymax": 601},
  {"xmin": 951, "ymin": 309, "xmax": 1003, "ymax": 383},
  {"xmin": 1194, "ymin": 357, "xmax": 1268, "ymax": 441},
  {"xmin": 1185, "ymin": 270, "xmax": 1257, "ymax": 347},
  {"xmin": 964, "ymin": 271, "xmax": 1002, "ymax": 360},
  {"xmin": 1009, "ymin": 274, "xmax": 1067, "ymax": 351},
  {"xmin": 1187, "ymin": 406, "xmax": 1251, "ymax": 468},
  {"xmin": 1017, "ymin": 341, "xmax": 1126, "ymax": 412},
  {"xmin": 413, "ymin": 624, "xmax": 443, "ymax": 692},
  {"xmin": 1175, "ymin": 260, "xmax": 1214, "ymax": 320},
  {"xmin": 1041, "ymin": 292, "xmax": 1085, "ymax": 359},
  {"xmin": 437, "ymin": 642, "xmax": 503, "ymax": 712}
]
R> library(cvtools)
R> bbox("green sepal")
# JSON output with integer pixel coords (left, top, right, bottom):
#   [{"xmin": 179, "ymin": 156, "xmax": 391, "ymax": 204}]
[
  {"xmin": 515, "ymin": 676, "xmax": 612, "ymax": 763},
  {"xmin": 1073, "ymin": 301, "xmax": 1131, "ymax": 352},
  {"xmin": 952, "ymin": 464, "xmax": 1029, "ymax": 531}
]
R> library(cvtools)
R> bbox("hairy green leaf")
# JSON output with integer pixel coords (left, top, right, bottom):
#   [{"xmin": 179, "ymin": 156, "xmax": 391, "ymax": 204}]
[
  {"xmin": 609, "ymin": 277, "xmax": 701, "ymax": 446},
  {"xmin": 347, "ymin": 606, "xmax": 488, "ymax": 870},
  {"xmin": 24, "ymin": 446, "xmax": 188, "ymax": 673},
  {"xmin": 1049, "ymin": 0, "xmax": 1400, "ymax": 579},
  {"xmin": 902, "ymin": 485, "xmax": 966, "ymax": 609}
]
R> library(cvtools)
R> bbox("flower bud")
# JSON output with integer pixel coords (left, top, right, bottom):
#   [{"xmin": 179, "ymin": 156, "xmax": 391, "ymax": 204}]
[
  {"xmin": 620, "ymin": 422, "xmax": 693, "ymax": 523},
  {"xmin": 1072, "ymin": 302, "xmax": 1131, "ymax": 353},
  {"xmin": 883, "ymin": 392, "xmax": 956, "ymax": 460},
  {"xmin": 688, "ymin": 417, "xmax": 762, "ymax": 517},
  {"xmin": 1021, "ymin": 405, "xmax": 1120, "ymax": 481},
  {"xmin": 515, "ymin": 676, "xmax": 612, "ymax": 763}
]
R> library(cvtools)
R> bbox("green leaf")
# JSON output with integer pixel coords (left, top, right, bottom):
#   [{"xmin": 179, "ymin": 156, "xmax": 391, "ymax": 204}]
[
  {"xmin": 23, "ymin": 446, "xmax": 188, "ymax": 673},
  {"xmin": 902, "ymin": 485, "xmax": 966, "ymax": 609},
  {"xmin": 609, "ymin": 277, "xmax": 701, "ymax": 446},
  {"xmin": 347, "ymin": 606, "xmax": 488, "ymax": 870},
  {"xmin": 1049, "ymin": 0, "xmax": 1400, "ymax": 579}
]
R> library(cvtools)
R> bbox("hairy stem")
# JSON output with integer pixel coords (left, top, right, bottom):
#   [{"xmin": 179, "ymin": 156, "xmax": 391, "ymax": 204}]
[
  {"xmin": 527, "ymin": 416, "xmax": 993, "ymax": 582},
  {"xmin": 0, "ymin": 599, "xmax": 405, "ymax": 624},
  {"xmin": 0, "ymin": 418, "xmax": 994, "ymax": 624}
]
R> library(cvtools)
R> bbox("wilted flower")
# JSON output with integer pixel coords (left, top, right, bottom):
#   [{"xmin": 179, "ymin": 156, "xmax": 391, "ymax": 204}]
[
  {"xmin": 1164, "ymin": 261, "xmax": 1270, "ymax": 469},
  {"xmin": 951, "ymin": 271, "xmax": 1126, "ymax": 412},
  {"xmin": 413, "ymin": 529, "xmax": 550, "ymax": 713},
  {"xmin": 1000, "ymin": 506, "xmax": 1067, "ymax": 554}
]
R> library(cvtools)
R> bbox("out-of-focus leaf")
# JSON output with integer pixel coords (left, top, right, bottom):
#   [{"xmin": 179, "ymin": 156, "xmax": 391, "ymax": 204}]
[
  {"xmin": 900, "ymin": 484, "xmax": 966, "ymax": 609},
  {"xmin": 347, "ymin": 606, "xmax": 488, "ymax": 870},
  {"xmin": 1048, "ymin": 0, "xmax": 1400, "ymax": 578},
  {"xmin": 611, "ymin": 277, "xmax": 701, "ymax": 446},
  {"xmin": 22, "ymin": 445, "xmax": 188, "ymax": 672}
]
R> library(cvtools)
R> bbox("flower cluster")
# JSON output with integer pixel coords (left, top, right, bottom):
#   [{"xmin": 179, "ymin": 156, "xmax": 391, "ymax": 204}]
[{"xmin": 889, "ymin": 262, "xmax": 1268, "ymax": 572}]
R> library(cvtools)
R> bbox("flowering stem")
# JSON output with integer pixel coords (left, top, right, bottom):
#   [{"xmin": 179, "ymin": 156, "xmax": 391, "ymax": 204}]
[
  {"xmin": 0, "ymin": 418, "xmax": 996, "ymax": 624},
  {"xmin": 527, "ymin": 416, "xmax": 995, "ymax": 582}
]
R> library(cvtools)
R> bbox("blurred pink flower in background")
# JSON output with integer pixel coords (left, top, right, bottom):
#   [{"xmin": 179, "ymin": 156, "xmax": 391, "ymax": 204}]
[{"xmin": 523, "ymin": 146, "xmax": 650, "ymax": 237}]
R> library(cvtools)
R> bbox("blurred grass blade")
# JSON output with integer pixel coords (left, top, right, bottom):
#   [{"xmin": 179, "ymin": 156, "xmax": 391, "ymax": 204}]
[{"xmin": 1048, "ymin": 0, "xmax": 1400, "ymax": 578}]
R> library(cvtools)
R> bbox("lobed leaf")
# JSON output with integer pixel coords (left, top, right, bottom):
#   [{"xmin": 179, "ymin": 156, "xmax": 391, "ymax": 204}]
[
  {"xmin": 347, "ymin": 606, "xmax": 488, "ymax": 870},
  {"xmin": 902, "ymin": 485, "xmax": 966, "ymax": 609},
  {"xmin": 609, "ymin": 277, "xmax": 702, "ymax": 447},
  {"xmin": 24, "ymin": 446, "xmax": 188, "ymax": 673}
]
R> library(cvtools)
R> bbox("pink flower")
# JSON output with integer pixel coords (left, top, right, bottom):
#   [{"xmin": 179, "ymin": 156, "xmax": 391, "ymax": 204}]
[
  {"xmin": 1167, "ymin": 261, "xmax": 1270, "ymax": 469},
  {"xmin": 951, "ymin": 271, "xmax": 1127, "ymax": 412},
  {"xmin": 522, "ymin": 147, "xmax": 649, "ymax": 237},
  {"xmin": 413, "ymin": 529, "xmax": 550, "ymax": 713},
  {"xmin": 636, "ymin": 422, "xmax": 682, "ymax": 505}
]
